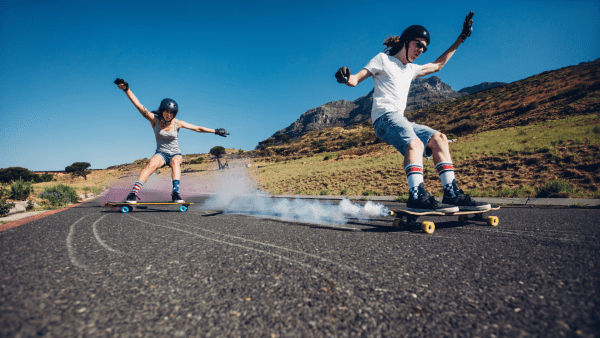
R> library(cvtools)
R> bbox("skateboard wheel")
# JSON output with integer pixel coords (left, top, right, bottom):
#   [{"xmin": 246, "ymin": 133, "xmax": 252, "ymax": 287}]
[
  {"xmin": 487, "ymin": 216, "xmax": 499, "ymax": 226},
  {"xmin": 120, "ymin": 206, "xmax": 130, "ymax": 214},
  {"xmin": 392, "ymin": 218, "xmax": 404, "ymax": 228},
  {"xmin": 421, "ymin": 221, "xmax": 435, "ymax": 234},
  {"xmin": 458, "ymin": 215, "xmax": 468, "ymax": 223},
  {"xmin": 179, "ymin": 205, "xmax": 188, "ymax": 212}
]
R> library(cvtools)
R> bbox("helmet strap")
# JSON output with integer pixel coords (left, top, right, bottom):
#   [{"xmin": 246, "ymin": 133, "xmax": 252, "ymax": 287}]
[{"xmin": 405, "ymin": 41, "xmax": 412, "ymax": 64}]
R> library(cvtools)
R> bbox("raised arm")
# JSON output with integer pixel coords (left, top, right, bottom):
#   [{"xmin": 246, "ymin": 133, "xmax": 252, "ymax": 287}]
[
  {"xmin": 418, "ymin": 11, "xmax": 474, "ymax": 77},
  {"xmin": 114, "ymin": 78, "xmax": 156, "ymax": 124},
  {"xmin": 335, "ymin": 67, "xmax": 373, "ymax": 87}
]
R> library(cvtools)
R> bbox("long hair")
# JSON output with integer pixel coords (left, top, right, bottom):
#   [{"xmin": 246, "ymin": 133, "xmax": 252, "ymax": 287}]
[{"xmin": 383, "ymin": 35, "xmax": 404, "ymax": 56}]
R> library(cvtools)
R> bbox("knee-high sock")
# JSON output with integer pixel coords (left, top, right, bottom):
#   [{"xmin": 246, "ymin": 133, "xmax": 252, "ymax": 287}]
[
  {"xmin": 405, "ymin": 164, "xmax": 424, "ymax": 199},
  {"xmin": 436, "ymin": 162, "xmax": 458, "ymax": 197},
  {"xmin": 172, "ymin": 180, "xmax": 180, "ymax": 194},
  {"xmin": 130, "ymin": 180, "xmax": 143, "ymax": 194}
]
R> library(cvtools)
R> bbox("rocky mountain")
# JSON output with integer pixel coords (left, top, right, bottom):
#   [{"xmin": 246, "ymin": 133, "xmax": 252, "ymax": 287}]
[
  {"xmin": 458, "ymin": 82, "xmax": 507, "ymax": 95},
  {"xmin": 257, "ymin": 76, "xmax": 465, "ymax": 148}
]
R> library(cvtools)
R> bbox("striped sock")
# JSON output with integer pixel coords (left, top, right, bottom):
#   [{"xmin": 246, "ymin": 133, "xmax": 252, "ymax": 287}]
[
  {"xmin": 130, "ymin": 180, "xmax": 144, "ymax": 194},
  {"xmin": 172, "ymin": 180, "xmax": 180, "ymax": 193},
  {"xmin": 405, "ymin": 164, "xmax": 424, "ymax": 199},
  {"xmin": 436, "ymin": 162, "xmax": 457, "ymax": 197}
]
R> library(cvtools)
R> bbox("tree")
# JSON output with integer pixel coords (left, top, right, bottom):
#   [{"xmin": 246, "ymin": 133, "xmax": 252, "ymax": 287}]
[
  {"xmin": 65, "ymin": 162, "xmax": 91, "ymax": 180},
  {"xmin": 0, "ymin": 167, "xmax": 37, "ymax": 183},
  {"xmin": 209, "ymin": 146, "xmax": 228, "ymax": 169}
]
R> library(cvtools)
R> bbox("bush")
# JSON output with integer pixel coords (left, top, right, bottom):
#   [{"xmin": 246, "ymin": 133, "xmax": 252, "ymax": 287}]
[
  {"xmin": 0, "ymin": 199, "xmax": 15, "ymax": 217},
  {"xmin": 10, "ymin": 177, "xmax": 34, "ymax": 200},
  {"xmin": 190, "ymin": 157, "xmax": 204, "ymax": 164},
  {"xmin": 35, "ymin": 173, "xmax": 54, "ymax": 183},
  {"xmin": 38, "ymin": 184, "xmax": 80, "ymax": 207},
  {"xmin": 320, "ymin": 189, "xmax": 329, "ymax": 195},
  {"xmin": 536, "ymin": 179, "xmax": 574, "ymax": 198},
  {"xmin": 0, "ymin": 167, "xmax": 37, "ymax": 184}
]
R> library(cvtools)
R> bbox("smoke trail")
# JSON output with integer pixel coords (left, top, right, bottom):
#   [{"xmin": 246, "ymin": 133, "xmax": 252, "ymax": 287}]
[{"xmin": 200, "ymin": 166, "xmax": 389, "ymax": 225}]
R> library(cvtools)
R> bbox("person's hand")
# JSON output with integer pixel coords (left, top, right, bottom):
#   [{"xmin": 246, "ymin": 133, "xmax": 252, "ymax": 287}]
[
  {"xmin": 215, "ymin": 128, "xmax": 229, "ymax": 137},
  {"xmin": 335, "ymin": 67, "xmax": 350, "ymax": 83},
  {"xmin": 459, "ymin": 11, "xmax": 474, "ymax": 41},
  {"xmin": 114, "ymin": 78, "xmax": 129, "ymax": 91}
]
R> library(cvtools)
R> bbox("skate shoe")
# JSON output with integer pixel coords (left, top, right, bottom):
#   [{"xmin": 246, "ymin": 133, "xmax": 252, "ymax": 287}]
[
  {"xmin": 442, "ymin": 190, "xmax": 491, "ymax": 211},
  {"xmin": 171, "ymin": 192, "xmax": 184, "ymax": 203},
  {"xmin": 125, "ymin": 193, "xmax": 139, "ymax": 204},
  {"xmin": 407, "ymin": 190, "xmax": 459, "ymax": 213}
]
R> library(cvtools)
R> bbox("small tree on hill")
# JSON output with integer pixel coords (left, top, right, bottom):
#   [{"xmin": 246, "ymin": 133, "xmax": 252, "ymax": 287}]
[
  {"xmin": 65, "ymin": 162, "xmax": 91, "ymax": 180},
  {"xmin": 209, "ymin": 146, "xmax": 228, "ymax": 169}
]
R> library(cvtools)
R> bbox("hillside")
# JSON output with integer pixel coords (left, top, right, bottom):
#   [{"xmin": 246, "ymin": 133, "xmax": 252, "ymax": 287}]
[
  {"xmin": 258, "ymin": 76, "xmax": 465, "ymax": 148},
  {"xmin": 251, "ymin": 59, "xmax": 600, "ymax": 198}
]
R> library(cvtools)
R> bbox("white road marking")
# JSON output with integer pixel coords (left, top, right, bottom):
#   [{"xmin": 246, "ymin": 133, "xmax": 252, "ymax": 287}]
[
  {"xmin": 92, "ymin": 215, "xmax": 125, "ymax": 254},
  {"xmin": 150, "ymin": 216, "xmax": 371, "ymax": 277},
  {"xmin": 128, "ymin": 216, "xmax": 338, "ymax": 280},
  {"xmin": 66, "ymin": 215, "xmax": 89, "ymax": 269}
]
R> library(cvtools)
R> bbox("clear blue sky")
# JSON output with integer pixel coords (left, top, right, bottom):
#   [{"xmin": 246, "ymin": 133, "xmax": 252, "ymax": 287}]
[{"xmin": 1, "ymin": 0, "xmax": 599, "ymax": 171}]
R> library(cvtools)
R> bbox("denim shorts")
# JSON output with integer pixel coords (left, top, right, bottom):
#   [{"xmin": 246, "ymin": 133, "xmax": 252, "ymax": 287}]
[
  {"xmin": 154, "ymin": 151, "xmax": 182, "ymax": 168},
  {"xmin": 373, "ymin": 112, "xmax": 439, "ymax": 159}
]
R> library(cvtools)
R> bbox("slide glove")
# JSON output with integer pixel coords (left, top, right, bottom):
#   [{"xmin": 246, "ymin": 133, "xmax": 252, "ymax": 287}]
[
  {"xmin": 215, "ymin": 128, "xmax": 229, "ymax": 137},
  {"xmin": 335, "ymin": 67, "xmax": 350, "ymax": 84},
  {"xmin": 114, "ymin": 78, "xmax": 129, "ymax": 91},
  {"xmin": 459, "ymin": 11, "xmax": 474, "ymax": 40}
]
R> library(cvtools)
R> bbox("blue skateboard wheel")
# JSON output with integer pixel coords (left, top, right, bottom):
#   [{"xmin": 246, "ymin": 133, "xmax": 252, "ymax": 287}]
[
  {"xmin": 179, "ymin": 205, "xmax": 188, "ymax": 212},
  {"xmin": 120, "ymin": 206, "xmax": 130, "ymax": 213}
]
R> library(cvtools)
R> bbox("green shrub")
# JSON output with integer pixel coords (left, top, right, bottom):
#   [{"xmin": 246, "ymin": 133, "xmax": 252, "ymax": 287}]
[
  {"xmin": 340, "ymin": 189, "xmax": 348, "ymax": 195},
  {"xmin": 320, "ymin": 189, "xmax": 329, "ymax": 195},
  {"xmin": 34, "ymin": 173, "xmax": 54, "ymax": 183},
  {"xmin": 0, "ymin": 167, "xmax": 37, "ymax": 184},
  {"xmin": 38, "ymin": 184, "xmax": 80, "ymax": 207},
  {"xmin": 10, "ymin": 177, "xmax": 34, "ymax": 200},
  {"xmin": 536, "ymin": 179, "xmax": 574, "ymax": 198},
  {"xmin": 190, "ymin": 157, "xmax": 204, "ymax": 164},
  {"xmin": 0, "ymin": 199, "xmax": 15, "ymax": 217}
]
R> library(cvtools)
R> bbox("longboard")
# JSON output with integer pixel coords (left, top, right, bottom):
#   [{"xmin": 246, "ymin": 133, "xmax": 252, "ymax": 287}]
[
  {"xmin": 389, "ymin": 205, "xmax": 500, "ymax": 234},
  {"xmin": 106, "ymin": 202, "xmax": 193, "ymax": 213}
]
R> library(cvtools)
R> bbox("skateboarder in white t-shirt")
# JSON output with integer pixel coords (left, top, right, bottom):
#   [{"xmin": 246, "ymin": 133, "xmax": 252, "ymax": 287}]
[{"xmin": 335, "ymin": 12, "xmax": 490, "ymax": 213}]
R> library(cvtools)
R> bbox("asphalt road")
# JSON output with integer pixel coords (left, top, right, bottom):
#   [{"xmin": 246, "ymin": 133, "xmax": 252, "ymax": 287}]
[{"xmin": 1, "ymin": 197, "xmax": 598, "ymax": 337}]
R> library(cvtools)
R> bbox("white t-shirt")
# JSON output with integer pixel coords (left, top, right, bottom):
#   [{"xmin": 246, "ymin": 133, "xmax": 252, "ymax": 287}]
[{"xmin": 364, "ymin": 53, "xmax": 423, "ymax": 122}]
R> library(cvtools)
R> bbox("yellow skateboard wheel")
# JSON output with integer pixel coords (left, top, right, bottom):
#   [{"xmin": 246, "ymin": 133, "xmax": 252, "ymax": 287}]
[
  {"xmin": 393, "ymin": 218, "xmax": 404, "ymax": 228},
  {"xmin": 487, "ymin": 216, "xmax": 499, "ymax": 226},
  {"xmin": 421, "ymin": 221, "xmax": 435, "ymax": 234}
]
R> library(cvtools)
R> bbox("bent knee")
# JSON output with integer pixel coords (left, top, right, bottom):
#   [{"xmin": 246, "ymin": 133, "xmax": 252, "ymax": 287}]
[{"xmin": 428, "ymin": 132, "xmax": 448, "ymax": 148}]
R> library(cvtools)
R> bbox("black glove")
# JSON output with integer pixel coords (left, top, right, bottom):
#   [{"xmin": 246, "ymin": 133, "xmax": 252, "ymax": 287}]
[
  {"xmin": 114, "ymin": 78, "xmax": 129, "ymax": 91},
  {"xmin": 215, "ymin": 128, "xmax": 229, "ymax": 137},
  {"xmin": 459, "ymin": 11, "xmax": 474, "ymax": 40},
  {"xmin": 335, "ymin": 67, "xmax": 350, "ymax": 83}
]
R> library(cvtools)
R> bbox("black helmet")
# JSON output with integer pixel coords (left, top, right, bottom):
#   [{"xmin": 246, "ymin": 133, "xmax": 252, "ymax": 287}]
[
  {"xmin": 158, "ymin": 98, "xmax": 178, "ymax": 123},
  {"xmin": 397, "ymin": 25, "xmax": 430, "ymax": 63},
  {"xmin": 400, "ymin": 25, "xmax": 430, "ymax": 46}
]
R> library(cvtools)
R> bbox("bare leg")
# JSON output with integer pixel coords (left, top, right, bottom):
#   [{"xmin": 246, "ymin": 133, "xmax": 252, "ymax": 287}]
[
  {"xmin": 403, "ymin": 138, "xmax": 425, "ymax": 168},
  {"xmin": 137, "ymin": 155, "xmax": 165, "ymax": 183},
  {"xmin": 170, "ymin": 155, "xmax": 182, "ymax": 181},
  {"xmin": 427, "ymin": 132, "xmax": 453, "ymax": 165}
]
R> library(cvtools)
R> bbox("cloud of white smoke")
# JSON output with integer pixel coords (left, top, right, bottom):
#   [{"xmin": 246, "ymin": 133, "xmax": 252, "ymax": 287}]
[{"xmin": 200, "ymin": 166, "xmax": 389, "ymax": 225}]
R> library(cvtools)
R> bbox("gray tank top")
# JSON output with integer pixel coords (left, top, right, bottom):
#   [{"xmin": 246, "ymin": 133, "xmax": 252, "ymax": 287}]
[{"xmin": 154, "ymin": 119, "xmax": 181, "ymax": 155}]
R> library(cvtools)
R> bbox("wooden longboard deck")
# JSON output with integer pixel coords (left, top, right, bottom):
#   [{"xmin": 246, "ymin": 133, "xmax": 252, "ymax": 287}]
[
  {"xmin": 106, "ymin": 202, "xmax": 193, "ymax": 206},
  {"xmin": 390, "ymin": 205, "xmax": 500, "ymax": 217}
]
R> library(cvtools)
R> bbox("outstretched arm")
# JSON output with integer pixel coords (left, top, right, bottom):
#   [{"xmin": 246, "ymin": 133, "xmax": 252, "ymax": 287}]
[
  {"xmin": 114, "ymin": 78, "xmax": 156, "ymax": 124},
  {"xmin": 335, "ymin": 67, "xmax": 372, "ymax": 87},
  {"xmin": 418, "ymin": 11, "xmax": 474, "ymax": 77},
  {"xmin": 178, "ymin": 120, "xmax": 229, "ymax": 137}
]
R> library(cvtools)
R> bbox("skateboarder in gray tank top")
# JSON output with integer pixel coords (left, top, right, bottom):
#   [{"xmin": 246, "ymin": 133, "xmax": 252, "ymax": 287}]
[{"xmin": 114, "ymin": 78, "xmax": 230, "ymax": 203}]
